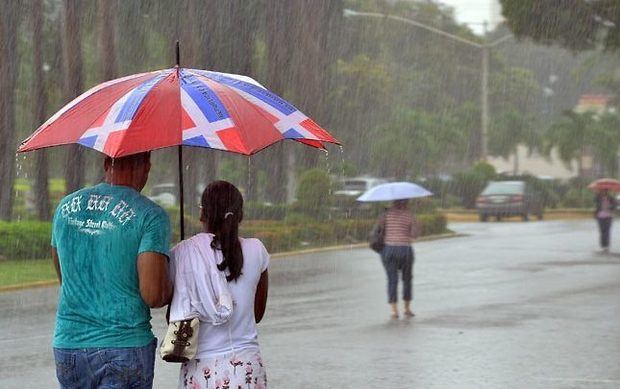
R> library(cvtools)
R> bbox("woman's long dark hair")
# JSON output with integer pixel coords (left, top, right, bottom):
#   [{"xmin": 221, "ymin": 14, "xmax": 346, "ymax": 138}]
[{"xmin": 201, "ymin": 181, "xmax": 244, "ymax": 282}]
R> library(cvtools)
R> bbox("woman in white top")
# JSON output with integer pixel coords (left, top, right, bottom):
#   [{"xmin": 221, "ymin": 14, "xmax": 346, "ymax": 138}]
[{"xmin": 170, "ymin": 180, "xmax": 269, "ymax": 389}]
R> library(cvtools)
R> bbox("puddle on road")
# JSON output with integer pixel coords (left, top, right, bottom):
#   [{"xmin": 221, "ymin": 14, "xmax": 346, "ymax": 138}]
[
  {"xmin": 416, "ymin": 312, "xmax": 540, "ymax": 329},
  {"xmin": 538, "ymin": 259, "xmax": 620, "ymax": 267}
]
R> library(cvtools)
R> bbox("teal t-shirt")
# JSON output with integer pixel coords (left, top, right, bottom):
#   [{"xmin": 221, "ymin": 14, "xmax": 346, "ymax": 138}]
[{"xmin": 51, "ymin": 183, "xmax": 170, "ymax": 348}]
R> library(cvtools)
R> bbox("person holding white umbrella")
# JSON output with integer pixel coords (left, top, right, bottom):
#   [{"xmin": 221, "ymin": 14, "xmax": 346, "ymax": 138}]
[{"xmin": 358, "ymin": 182, "xmax": 432, "ymax": 319}]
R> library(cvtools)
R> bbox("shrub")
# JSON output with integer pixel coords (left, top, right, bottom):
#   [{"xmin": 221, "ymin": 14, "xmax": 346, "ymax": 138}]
[
  {"xmin": 416, "ymin": 214, "xmax": 448, "ymax": 236},
  {"xmin": 0, "ymin": 221, "xmax": 51, "ymax": 260},
  {"xmin": 244, "ymin": 202, "xmax": 287, "ymax": 220},
  {"xmin": 295, "ymin": 169, "xmax": 332, "ymax": 219},
  {"xmin": 237, "ymin": 213, "xmax": 448, "ymax": 253},
  {"xmin": 561, "ymin": 188, "xmax": 593, "ymax": 208},
  {"xmin": 451, "ymin": 161, "xmax": 498, "ymax": 209}
]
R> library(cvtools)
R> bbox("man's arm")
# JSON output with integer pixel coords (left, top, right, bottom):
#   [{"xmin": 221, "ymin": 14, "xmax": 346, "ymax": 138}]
[
  {"xmin": 254, "ymin": 270, "xmax": 269, "ymax": 323},
  {"xmin": 137, "ymin": 252, "xmax": 172, "ymax": 308},
  {"xmin": 51, "ymin": 248, "xmax": 62, "ymax": 284}
]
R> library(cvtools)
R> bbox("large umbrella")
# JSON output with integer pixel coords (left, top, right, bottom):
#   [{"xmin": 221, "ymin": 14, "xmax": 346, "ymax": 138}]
[
  {"xmin": 356, "ymin": 181, "xmax": 432, "ymax": 202},
  {"xmin": 18, "ymin": 42, "xmax": 339, "ymax": 238},
  {"xmin": 588, "ymin": 178, "xmax": 620, "ymax": 191}
]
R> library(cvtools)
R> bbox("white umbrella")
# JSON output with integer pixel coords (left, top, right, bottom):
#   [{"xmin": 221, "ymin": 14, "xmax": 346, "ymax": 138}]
[{"xmin": 356, "ymin": 181, "xmax": 433, "ymax": 202}]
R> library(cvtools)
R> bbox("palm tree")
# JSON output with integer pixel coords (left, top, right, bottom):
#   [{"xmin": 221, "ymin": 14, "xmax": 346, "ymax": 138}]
[
  {"xmin": 489, "ymin": 109, "xmax": 538, "ymax": 175},
  {"xmin": 543, "ymin": 111, "xmax": 595, "ymax": 178},
  {"xmin": 591, "ymin": 113, "xmax": 620, "ymax": 177}
]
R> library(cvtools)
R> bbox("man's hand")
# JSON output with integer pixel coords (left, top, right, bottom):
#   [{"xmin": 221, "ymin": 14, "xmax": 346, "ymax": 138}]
[
  {"xmin": 51, "ymin": 248, "xmax": 62, "ymax": 284},
  {"xmin": 137, "ymin": 252, "xmax": 172, "ymax": 308}
]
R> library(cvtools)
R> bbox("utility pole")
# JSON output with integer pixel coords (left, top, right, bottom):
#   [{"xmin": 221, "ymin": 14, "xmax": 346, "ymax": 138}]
[
  {"xmin": 481, "ymin": 21, "xmax": 489, "ymax": 161},
  {"xmin": 343, "ymin": 10, "xmax": 511, "ymax": 164}
]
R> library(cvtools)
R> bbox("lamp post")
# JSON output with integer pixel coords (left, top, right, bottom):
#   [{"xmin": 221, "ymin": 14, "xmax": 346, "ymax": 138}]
[{"xmin": 343, "ymin": 9, "xmax": 511, "ymax": 161}]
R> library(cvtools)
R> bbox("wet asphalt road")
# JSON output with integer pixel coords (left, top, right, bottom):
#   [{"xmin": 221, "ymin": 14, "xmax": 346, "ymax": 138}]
[{"xmin": 1, "ymin": 220, "xmax": 619, "ymax": 388}]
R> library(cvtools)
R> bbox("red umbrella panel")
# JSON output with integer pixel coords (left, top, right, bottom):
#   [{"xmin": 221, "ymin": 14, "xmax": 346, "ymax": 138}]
[
  {"xmin": 588, "ymin": 178, "xmax": 620, "ymax": 191},
  {"xmin": 19, "ymin": 68, "xmax": 338, "ymax": 157}
]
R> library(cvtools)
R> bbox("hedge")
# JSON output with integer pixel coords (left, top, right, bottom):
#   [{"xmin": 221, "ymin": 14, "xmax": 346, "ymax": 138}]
[
  {"xmin": 0, "ymin": 214, "xmax": 447, "ymax": 260},
  {"xmin": 239, "ymin": 213, "xmax": 448, "ymax": 253},
  {"xmin": 0, "ymin": 221, "xmax": 52, "ymax": 260}
]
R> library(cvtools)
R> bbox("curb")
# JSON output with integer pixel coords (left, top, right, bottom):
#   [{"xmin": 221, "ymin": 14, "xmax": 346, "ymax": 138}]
[
  {"xmin": 1, "ymin": 232, "xmax": 463, "ymax": 293},
  {"xmin": 258, "ymin": 231, "xmax": 465, "ymax": 259},
  {"xmin": 0, "ymin": 279, "xmax": 58, "ymax": 293}
]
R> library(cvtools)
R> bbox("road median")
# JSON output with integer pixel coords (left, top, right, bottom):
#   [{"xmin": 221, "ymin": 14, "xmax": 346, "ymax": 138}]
[{"xmin": 441, "ymin": 208, "xmax": 593, "ymax": 222}]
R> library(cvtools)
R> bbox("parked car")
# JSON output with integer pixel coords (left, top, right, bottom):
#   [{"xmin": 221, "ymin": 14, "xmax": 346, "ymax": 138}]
[
  {"xmin": 147, "ymin": 183, "xmax": 177, "ymax": 208},
  {"xmin": 147, "ymin": 183, "xmax": 205, "ymax": 208},
  {"xmin": 333, "ymin": 176, "xmax": 389, "ymax": 212},
  {"xmin": 334, "ymin": 176, "xmax": 388, "ymax": 198},
  {"xmin": 476, "ymin": 180, "xmax": 544, "ymax": 222}
]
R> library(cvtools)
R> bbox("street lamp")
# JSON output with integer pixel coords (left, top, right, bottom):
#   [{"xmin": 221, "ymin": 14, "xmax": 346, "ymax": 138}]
[{"xmin": 343, "ymin": 9, "xmax": 511, "ymax": 161}]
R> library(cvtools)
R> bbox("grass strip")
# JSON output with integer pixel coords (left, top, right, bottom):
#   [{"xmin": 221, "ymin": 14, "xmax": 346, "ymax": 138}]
[{"xmin": 0, "ymin": 259, "xmax": 56, "ymax": 288}]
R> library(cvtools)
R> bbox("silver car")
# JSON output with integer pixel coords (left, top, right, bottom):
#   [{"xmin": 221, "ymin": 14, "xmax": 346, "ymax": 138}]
[{"xmin": 476, "ymin": 181, "xmax": 544, "ymax": 222}]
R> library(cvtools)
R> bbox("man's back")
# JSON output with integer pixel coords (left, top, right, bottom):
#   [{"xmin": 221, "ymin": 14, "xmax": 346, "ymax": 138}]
[{"xmin": 52, "ymin": 182, "xmax": 170, "ymax": 348}]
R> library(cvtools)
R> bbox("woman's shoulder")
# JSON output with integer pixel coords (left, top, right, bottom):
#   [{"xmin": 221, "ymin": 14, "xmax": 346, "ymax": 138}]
[
  {"xmin": 240, "ymin": 237, "xmax": 268, "ymax": 252},
  {"xmin": 173, "ymin": 232, "xmax": 211, "ymax": 249},
  {"xmin": 240, "ymin": 237, "xmax": 270, "ymax": 269}
]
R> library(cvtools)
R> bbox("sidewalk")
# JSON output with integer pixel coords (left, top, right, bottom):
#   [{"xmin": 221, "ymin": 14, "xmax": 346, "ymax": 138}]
[{"xmin": 441, "ymin": 208, "xmax": 592, "ymax": 222}]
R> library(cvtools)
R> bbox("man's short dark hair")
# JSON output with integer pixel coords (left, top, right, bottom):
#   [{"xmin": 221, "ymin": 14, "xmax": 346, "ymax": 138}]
[{"xmin": 104, "ymin": 152, "xmax": 151, "ymax": 170}]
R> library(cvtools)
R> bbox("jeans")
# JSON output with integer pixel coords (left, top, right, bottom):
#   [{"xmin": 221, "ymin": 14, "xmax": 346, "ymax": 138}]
[
  {"xmin": 597, "ymin": 217, "xmax": 612, "ymax": 248},
  {"xmin": 53, "ymin": 338, "xmax": 156, "ymax": 389},
  {"xmin": 381, "ymin": 245, "xmax": 414, "ymax": 304}
]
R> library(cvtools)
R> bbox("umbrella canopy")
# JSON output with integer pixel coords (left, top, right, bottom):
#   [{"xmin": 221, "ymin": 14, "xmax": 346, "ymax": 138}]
[
  {"xmin": 357, "ymin": 182, "xmax": 433, "ymax": 202},
  {"xmin": 18, "ymin": 67, "xmax": 339, "ymax": 157},
  {"xmin": 588, "ymin": 178, "xmax": 620, "ymax": 191},
  {"xmin": 18, "ymin": 41, "xmax": 340, "ymax": 241}
]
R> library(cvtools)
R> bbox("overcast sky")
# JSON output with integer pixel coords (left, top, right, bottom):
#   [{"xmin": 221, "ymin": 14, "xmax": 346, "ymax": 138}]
[{"xmin": 437, "ymin": 0, "xmax": 502, "ymax": 34}]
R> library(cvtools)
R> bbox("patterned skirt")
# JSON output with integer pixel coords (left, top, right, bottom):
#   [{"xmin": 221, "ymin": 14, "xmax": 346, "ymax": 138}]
[{"xmin": 179, "ymin": 348, "xmax": 267, "ymax": 389}]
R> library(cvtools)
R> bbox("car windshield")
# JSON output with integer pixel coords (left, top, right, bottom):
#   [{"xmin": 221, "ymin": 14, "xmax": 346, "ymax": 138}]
[{"xmin": 482, "ymin": 182, "xmax": 524, "ymax": 195}]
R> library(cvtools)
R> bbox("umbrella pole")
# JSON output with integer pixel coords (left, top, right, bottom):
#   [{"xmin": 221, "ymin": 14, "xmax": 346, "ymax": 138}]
[
  {"xmin": 176, "ymin": 40, "xmax": 185, "ymax": 240},
  {"xmin": 178, "ymin": 145, "xmax": 185, "ymax": 240}
]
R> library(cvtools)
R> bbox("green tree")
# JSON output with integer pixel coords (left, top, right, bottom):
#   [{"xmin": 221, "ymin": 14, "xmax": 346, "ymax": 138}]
[
  {"xmin": 369, "ymin": 109, "xmax": 466, "ymax": 178},
  {"xmin": 500, "ymin": 0, "xmax": 620, "ymax": 51}
]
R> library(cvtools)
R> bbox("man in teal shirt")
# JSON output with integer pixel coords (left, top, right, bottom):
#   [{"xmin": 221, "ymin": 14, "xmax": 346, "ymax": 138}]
[{"xmin": 51, "ymin": 152, "xmax": 172, "ymax": 388}]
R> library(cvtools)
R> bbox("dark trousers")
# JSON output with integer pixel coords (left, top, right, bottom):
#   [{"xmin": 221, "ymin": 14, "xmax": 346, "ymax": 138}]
[
  {"xmin": 597, "ymin": 217, "xmax": 612, "ymax": 248},
  {"xmin": 381, "ymin": 245, "xmax": 414, "ymax": 304}
]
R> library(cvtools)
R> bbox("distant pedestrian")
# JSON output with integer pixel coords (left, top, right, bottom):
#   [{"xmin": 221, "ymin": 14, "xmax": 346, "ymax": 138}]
[
  {"xmin": 377, "ymin": 199, "xmax": 420, "ymax": 319},
  {"xmin": 594, "ymin": 189, "xmax": 616, "ymax": 253},
  {"xmin": 51, "ymin": 152, "xmax": 172, "ymax": 388},
  {"xmin": 169, "ymin": 181, "xmax": 269, "ymax": 388}
]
